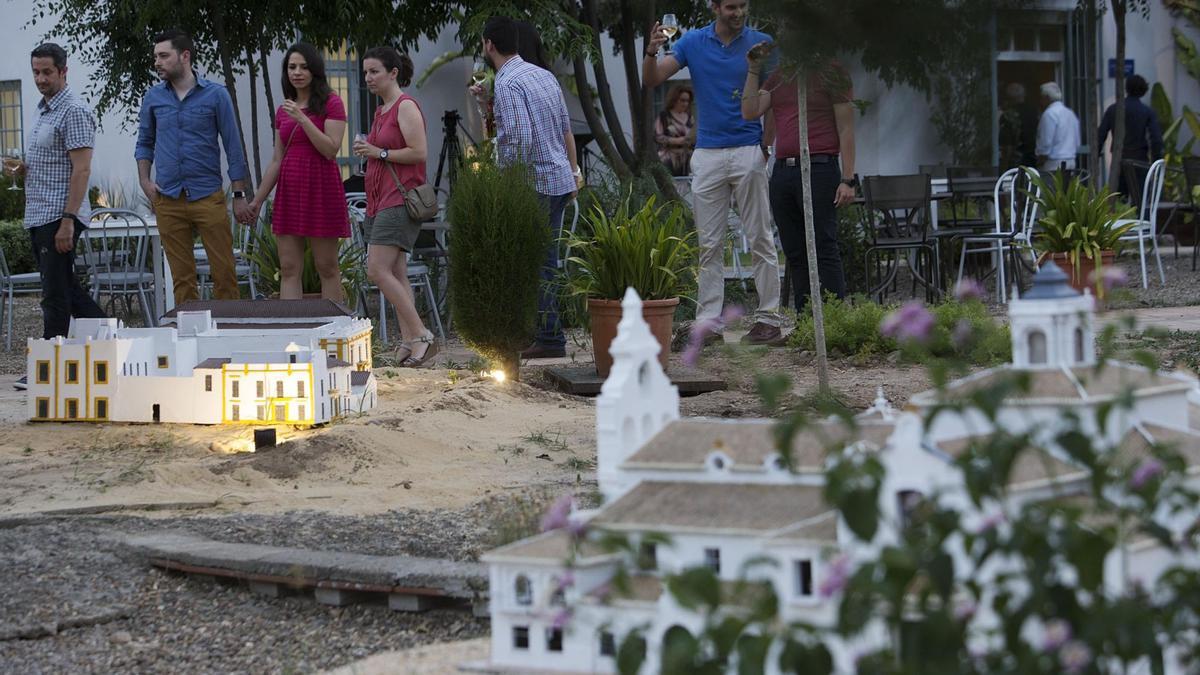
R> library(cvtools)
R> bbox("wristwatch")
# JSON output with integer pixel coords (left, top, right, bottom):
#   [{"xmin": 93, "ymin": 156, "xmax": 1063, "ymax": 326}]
[
  {"xmin": 379, "ymin": 149, "xmax": 390, "ymax": 161},
  {"xmin": 232, "ymin": 190, "xmax": 247, "ymax": 199},
  {"xmin": 840, "ymin": 177, "xmax": 859, "ymax": 189}
]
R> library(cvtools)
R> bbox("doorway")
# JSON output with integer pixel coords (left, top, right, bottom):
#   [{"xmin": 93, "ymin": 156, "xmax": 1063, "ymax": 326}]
[{"xmin": 152, "ymin": 404, "xmax": 160, "ymax": 423}]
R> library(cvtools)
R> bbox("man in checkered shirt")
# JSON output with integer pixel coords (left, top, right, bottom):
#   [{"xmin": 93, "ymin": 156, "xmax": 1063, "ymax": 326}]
[
  {"xmin": 6, "ymin": 43, "xmax": 105, "ymax": 367},
  {"xmin": 478, "ymin": 16, "xmax": 580, "ymax": 360}
]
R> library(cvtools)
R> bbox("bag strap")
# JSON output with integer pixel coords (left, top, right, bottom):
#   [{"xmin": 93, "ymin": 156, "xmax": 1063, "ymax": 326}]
[{"xmin": 280, "ymin": 123, "xmax": 301, "ymax": 161}]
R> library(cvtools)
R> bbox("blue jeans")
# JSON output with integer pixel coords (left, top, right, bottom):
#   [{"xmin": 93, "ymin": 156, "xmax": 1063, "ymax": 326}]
[{"xmin": 535, "ymin": 193, "xmax": 572, "ymax": 348}]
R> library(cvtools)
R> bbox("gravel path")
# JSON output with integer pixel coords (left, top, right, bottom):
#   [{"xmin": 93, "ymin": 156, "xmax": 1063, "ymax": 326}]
[{"xmin": 0, "ymin": 509, "xmax": 509, "ymax": 674}]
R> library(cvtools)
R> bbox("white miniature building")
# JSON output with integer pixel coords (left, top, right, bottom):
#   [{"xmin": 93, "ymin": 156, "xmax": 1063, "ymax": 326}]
[
  {"xmin": 479, "ymin": 274, "xmax": 1200, "ymax": 674},
  {"xmin": 26, "ymin": 299, "xmax": 377, "ymax": 425}
]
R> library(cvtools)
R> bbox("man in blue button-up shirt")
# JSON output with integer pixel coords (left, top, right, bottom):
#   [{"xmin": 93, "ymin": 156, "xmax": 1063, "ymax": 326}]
[{"xmin": 135, "ymin": 30, "xmax": 252, "ymax": 305}]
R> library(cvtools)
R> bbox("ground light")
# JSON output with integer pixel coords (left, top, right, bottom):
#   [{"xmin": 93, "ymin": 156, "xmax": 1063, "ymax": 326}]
[{"xmin": 490, "ymin": 369, "xmax": 507, "ymax": 383}]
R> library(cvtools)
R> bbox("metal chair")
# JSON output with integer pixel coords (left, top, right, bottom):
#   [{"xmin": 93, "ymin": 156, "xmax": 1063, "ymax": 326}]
[
  {"xmin": 862, "ymin": 174, "xmax": 941, "ymax": 303},
  {"xmin": 197, "ymin": 218, "xmax": 259, "ymax": 299},
  {"xmin": 1115, "ymin": 158, "xmax": 1167, "ymax": 288},
  {"xmin": 81, "ymin": 209, "xmax": 156, "ymax": 326},
  {"xmin": 945, "ymin": 166, "xmax": 999, "ymax": 230},
  {"xmin": 0, "ymin": 246, "xmax": 43, "ymax": 350},
  {"xmin": 955, "ymin": 168, "xmax": 1041, "ymax": 302},
  {"xmin": 1182, "ymin": 156, "xmax": 1200, "ymax": 271}
]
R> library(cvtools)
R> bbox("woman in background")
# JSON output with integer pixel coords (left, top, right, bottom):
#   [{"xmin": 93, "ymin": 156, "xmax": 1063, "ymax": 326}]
[
  {"xmin": 656, "ymin": 84, "xmax": 696, "ymax": 177},
  {"xmin": 249, "ymin": 43, "xmax": 349, "ymax": 301}
]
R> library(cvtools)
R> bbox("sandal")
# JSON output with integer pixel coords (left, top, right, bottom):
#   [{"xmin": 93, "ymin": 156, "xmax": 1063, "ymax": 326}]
[
  {"xmin": 399, "ymin": 332, "xmax": 439, "ymax": 368},
  {"xmin": 390, "ymin": 342, "xmax": 413, "ymax": 363}
]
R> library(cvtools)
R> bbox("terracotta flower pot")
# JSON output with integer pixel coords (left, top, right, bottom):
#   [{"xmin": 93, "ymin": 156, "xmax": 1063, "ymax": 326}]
[
  {"xmin": 1043, "ymin": 251, "xmax": 1115, "ymax": 299},
  {"xmin": 588, "ymin": 297, "xmax": 679, "ymax": 378}
]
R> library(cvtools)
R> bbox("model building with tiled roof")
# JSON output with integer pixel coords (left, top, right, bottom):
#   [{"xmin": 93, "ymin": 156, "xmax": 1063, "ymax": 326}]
[
  {"xmin": 25, "ymin": 300, "xmax": 376, "ymax": 425},
  {"xmin": 477, "ymin": 279, "xmax": 1200, "ymax": 674}
]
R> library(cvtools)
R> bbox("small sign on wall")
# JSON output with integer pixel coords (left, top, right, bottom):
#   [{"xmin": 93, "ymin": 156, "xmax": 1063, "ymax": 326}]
[{"xmin": 1107, "ymin": 58, "xmax": 1134, "ymax": 78}]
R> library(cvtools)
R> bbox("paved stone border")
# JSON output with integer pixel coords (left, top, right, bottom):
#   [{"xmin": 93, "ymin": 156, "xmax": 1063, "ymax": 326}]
[{"xmin": 123, "ymin": 533, "xmax": 489, "ymax": 616}]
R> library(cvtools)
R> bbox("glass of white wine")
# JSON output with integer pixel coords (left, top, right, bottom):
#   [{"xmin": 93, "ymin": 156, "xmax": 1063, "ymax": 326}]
[
  {"xmin": 471, "ymin": 61, "xmax": 488, "ymax": 87},
  {"xmin": 3, "ymin": 148, "xmax": 22, "ymax": 191},
  {"xmin": 661, "ymin": 14, "xmax": 679, "ymax": 54}
]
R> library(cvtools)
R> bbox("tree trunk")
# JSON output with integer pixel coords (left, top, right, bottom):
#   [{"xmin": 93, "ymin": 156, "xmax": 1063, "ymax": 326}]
[
  {"xmin": 572, "ymin": 55, "xmax": 632, "ymax": 179},
  {"xmin": 797, "ymin": 77, "xmax": 830, "ymax": 393},
  {"xmin": 259, "ymin": 40, "xmax": 277, "ymax": 132},
  {"xmin": 617, "ymin": 0, "xmax": 645, "ymax": 158},
  {"xmin": 210, "ymin": 2, "xmax": 251, "ymax": 176},
  {"xmin": 1109, "ymin": 0, "xmax": 1127, "ymax": 191},
  {"xmin": 637, "ymin": 0, "xmax": 658, "ymax": 165},
  {"xmin": 583, "ymin": 0, "xmax": 637, "ymax": 168},
  {"xmin": 245, "ymin": 48, "xmax": 262, "ymax": 181}
]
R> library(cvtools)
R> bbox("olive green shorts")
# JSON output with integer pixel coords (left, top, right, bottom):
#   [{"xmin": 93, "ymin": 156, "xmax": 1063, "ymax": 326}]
[{"xmin": 364, "ymin": 206, "xmax": 421, "ymax": 251}]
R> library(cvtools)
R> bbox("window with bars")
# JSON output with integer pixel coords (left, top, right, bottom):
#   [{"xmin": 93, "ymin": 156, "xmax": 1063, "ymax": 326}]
[{"xmin": 0, "ymin": 81, "xmax": 22, "ymax": 156}]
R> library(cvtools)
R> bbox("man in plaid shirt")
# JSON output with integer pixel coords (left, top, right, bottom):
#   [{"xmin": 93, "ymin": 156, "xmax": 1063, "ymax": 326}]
[
  {"xmin": 479, "ymin": 16, "xmax": 580, "ymax": 360},
  {"xmin": 6, "ymin": 44, "xmax": 105, "ymax": 389}
]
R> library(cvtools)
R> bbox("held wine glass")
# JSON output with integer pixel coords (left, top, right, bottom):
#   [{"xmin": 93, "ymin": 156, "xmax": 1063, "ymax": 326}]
[
  {"xmin": 661, "ymin": 14, "xmax": 679, "ymax": 54},
  {"xmin": 471, "ymin": 61, "xmax": 488, "ymax": 87},
  {"xmin": 354, "ymin": 134, "xmax": 368, "ymax": 174},
  {"xmin": 3, "ymin": 148, "xmax": 21, "ymax": 191}
]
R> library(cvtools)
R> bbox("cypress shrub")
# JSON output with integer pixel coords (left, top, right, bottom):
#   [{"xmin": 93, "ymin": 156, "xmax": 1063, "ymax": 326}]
[
  {"xmin": 447, "ymin": 160, "xmax": 550, "ymax": 380},
  {"xmin": 0, "ymin": 220, "xmax": 34, "ymax": 274}
]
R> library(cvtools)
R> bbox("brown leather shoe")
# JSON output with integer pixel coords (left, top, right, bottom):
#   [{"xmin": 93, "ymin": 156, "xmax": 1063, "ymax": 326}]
[
  {"xmin": 740, "ymin": 322, "xmax": 782, "ymax": 345},
  {"xmin": 701, "ymin": 329, "xmax": 724, "ymax": 347},
  {"xmin": 521, "ymin": 343, "xmax": 567, "ymax": 359}
]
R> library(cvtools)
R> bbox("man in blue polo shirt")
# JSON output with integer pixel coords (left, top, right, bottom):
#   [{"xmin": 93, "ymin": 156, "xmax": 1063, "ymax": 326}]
[
  {"xmin": 644, "ymin": 0, "xmax": 782, "ymax": 345},
  {"xmin": 136, "ymin": 30, "xmax": 253, "ymax": 305}
]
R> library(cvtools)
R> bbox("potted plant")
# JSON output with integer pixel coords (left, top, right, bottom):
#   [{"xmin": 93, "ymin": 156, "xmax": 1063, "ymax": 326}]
[
  {"xmin": 1025, "ymin": 169, "xmax": 1136, "ymax": 298},
  {"xmin": 563, "ymin": 194, "xmax": 697, "ymax": 377},
  {"xmin": 447, "ymin": 158, "xmax": 551, "ymax": 381}
]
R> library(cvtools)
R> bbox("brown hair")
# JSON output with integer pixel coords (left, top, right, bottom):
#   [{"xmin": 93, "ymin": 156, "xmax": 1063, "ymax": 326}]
[
  {"xmin": 362, "ymin": 46, "xmax": 414, "ymax": 87},
  {"xmin": 664, "ymin": 85, "xmax": 694, "ymax": 113}
]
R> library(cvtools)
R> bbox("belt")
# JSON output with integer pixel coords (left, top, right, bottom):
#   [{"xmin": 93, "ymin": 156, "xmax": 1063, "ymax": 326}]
[{"xmin": 781, "ymin": 154, "xmax": 837, "ymax": 166}]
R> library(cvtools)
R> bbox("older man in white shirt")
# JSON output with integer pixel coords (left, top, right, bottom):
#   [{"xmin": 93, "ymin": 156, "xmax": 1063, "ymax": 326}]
[{"xmin": 1035, "ymin": 82, "xmax": 1080, "ymax": 172}]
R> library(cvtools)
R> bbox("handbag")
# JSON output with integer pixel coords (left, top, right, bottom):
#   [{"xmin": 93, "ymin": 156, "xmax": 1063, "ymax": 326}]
[{"xmin": 387, "ymin": 163, "xmax": 438, "ymax": 222}]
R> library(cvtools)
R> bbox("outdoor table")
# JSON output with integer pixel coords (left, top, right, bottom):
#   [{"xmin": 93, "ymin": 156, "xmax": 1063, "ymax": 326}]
[{"xmin": 84, "ymin": 214, "xmax": 170, "ymax": 325}]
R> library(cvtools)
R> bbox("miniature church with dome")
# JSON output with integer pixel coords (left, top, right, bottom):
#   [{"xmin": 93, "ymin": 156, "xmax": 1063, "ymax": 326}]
[{"xmin": 476, "ymin": 268, "xmax": 1200, "ymax": 674}]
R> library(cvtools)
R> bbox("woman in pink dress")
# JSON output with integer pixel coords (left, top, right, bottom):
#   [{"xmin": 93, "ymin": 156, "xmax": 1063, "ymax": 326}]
[{"xmin": 249, "ymin": 43, "xmax": 349, "ymax": 301}]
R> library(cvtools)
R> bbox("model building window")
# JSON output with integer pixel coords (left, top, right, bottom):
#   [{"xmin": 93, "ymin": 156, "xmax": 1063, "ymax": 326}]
[
  {"xmin": 599, "ymin": 631, "xmax": 616, "ymax": 657},
  {"xmin": 1028, "ymin": 330, "xmax": 1047, "ymax": 365},
  {"xmin": 275, "ymin": 404, "xmax": 286, "ymax": 421},
  {"xmin": 95, "ymin": 397, "xmax": 109, "ymax": 420},
  {"xmin": 794, "ymin": 559, "xmax": 814, "ymax": 597},
  {"xmin": 550, "ymin": 586, "xmax": 566, "ymax": 607},
  {"xmin": 35, "ymin": 397, "xmax": 49, "ymax": 419},
  {"xmin": 297, "ymin": 381, "xmax": 305, "ymax": 398},
  {"xmin": 637, "ymin": 541, "xmax": 658, "ymax": 570},
  {"xmin": 256, "ymin": 381, "xmax": 264, "ymax": 397},
  {"xmin": 1074, "ymin": 327, "xmax": 1085, "ymax": 363},
  {"xmin": 231, "ymin": 404, "xmax": 240, "ymax": 421},
  {"xmin": 94, "ymin": 361, "xmax": 108, "ymax": 384},
  {"xmin": 546, "ymin": 628, "xmax": 564, "ymax": 652},
  {"xmin": 512, "ymin": 626, "xmax": 529, "ymax": 650},
  {"xmin": 704, "ymin": 547, "xmax": 721, "ymax": 574},
  {"xmin": 514, "ymin": 575, "xmax": 533, "ymax": 605},
  {"xmin": 256, "ymin": 405, "xmax": 265, "ymax": 421},
  {"xmin": 276, "ymin": 381, "xmax": 284, "ymax": 398},
  {"xmin": 297, "ymin": 405, "xmax": 306, "ymax": 420},
  {"xmin": 36, "ymin": 360, "xmax": 50, "ymax": 384},
  {"xmin": 65, "ymin": 360, "xmax": 79, "ymax": 383},
  {"xmin": 157, "ymin": 355, "xmax": 169, "ymax": 368},
  {"xmin": 897, "ymin": 489, "xmax": 924, "ymax": 528},
  {"xmin": 231, "ymin": 380, "xmax": 240, "ymax": 398},
  {"xmin": 205, "ymin": 374, "xmax": 212, "ymax": 392},
  {"xmin": 65, "ymin": 398, "xmax": 79, "ymax": 419}
]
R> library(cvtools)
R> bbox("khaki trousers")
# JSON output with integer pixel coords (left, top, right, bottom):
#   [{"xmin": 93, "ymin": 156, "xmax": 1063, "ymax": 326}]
[
  {"xmin": 690, "ymin": 146, "xmax": 781, "ymax": 326},
  {"xmin": 155, "ymin": 190, "xmax": 238, "ymax": 305}
]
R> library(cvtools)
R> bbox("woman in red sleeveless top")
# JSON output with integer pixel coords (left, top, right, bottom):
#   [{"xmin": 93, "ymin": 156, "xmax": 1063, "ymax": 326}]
[
  {"xmin": 352, "ymin": 47, "xmax": 437, "ymax": 367},
  {"xmin": 249, "ymin": 43, "xmax": 349, "ymax": 301}
]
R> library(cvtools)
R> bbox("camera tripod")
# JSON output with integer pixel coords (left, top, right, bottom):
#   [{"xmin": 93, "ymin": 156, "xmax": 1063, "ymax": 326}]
[{"xmin": 433, "ymin": 109, "xmax": 477, "ymax": 195}]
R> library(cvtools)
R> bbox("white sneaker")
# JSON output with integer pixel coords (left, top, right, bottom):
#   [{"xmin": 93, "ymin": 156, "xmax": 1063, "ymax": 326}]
[{"xmin": 13, "ymin": 375, "xmax": 27, "ymax": 391}]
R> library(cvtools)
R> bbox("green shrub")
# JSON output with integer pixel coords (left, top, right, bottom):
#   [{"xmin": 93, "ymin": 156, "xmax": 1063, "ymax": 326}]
[
  {"xmin": 0, "ymin": 220, "xmax": 34, "ymax": 274},
  {"xmin": 447, "ymin": 160, "xmax": 550, "ymax": 379},
  {"xmin": 790, "ymin": 295, "xmax": 1011, "ymax": 364},
  {"xmin": 836, "ymin": 205, "xmax": 869, "ymax": 295},
  {"xmin": 0, "ymin": 177, "xmax": 23, "ymax": 221}
]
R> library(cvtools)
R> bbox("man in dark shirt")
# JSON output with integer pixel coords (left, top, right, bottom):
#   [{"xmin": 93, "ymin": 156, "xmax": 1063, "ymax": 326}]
[{"xmin": 1098, "ymin": 74, "xmax": 1164, "ymax": 196}]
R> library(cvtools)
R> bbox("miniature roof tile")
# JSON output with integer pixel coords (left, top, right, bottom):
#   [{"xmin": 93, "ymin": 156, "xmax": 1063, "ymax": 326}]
[
  {"xmin": 766, "ymin": 511, "xmax": 840, "ymax": 544},
  {"xmin": 916, "ymin": 364, "xmax": 1192, "ymax": 404},
  {"xmin": 934, "ymin": 436, "xmax": 1086, "ymax": 488},
  {"xmin": 1021, "ymin": 263, "xmax": 1081, "ymax": 300},
  {"xmin": 212, "ymin": 322, "xmax": 327, "ymax": 330},
  {"xmin": 482, "ymin": 529, "xmax": 615, "ymax": 564},
  {"xmin": 327, "ymin": 356, "xmax": 353, "ymax": 368},
  {"xmin": 163, "ymin": 299, "xmax": 356, "ymax": 319},
  {"xmin": 194, "ymin": 357, "xmax": 232, "ymax": 370},
  {"xmin": 623, "ymin": 418, "xmax": 892, "ymax": 471},
  {"xmin": 588, "ymin": 575, "xmax": 773, "ymax": 608},
  {"xmin": 1117, "ymin": 423, "xmax": 1200, "ymax": 468},
  {"xmin": 591, "ymin": 481, "xmax": 830, "ymax": 533},
  {"xmin": 350, "ymin": 371, "xmax": 371, "ymax": 387}
]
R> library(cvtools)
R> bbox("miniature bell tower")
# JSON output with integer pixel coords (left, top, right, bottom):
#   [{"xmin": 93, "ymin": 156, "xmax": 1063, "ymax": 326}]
[{"xmin": 1008, "ymin": 263, "xmax": 1096, "ymax": 370}]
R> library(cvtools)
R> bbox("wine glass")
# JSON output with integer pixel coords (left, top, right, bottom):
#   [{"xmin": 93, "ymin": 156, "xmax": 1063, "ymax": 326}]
[
  {"xmin": 470, "ymin": 61, "xmax": 488, "ymax": 87},
  {"xmin": 354, "ymin": 133, "xmax": 368, "ymax": 174},
  {"xmin": 661, "ymin": 14, "xmax": 679, "ymax": 54},
  {"xmin": 3, "ymin": 148, "xmax": 22, "ymax": 191}
]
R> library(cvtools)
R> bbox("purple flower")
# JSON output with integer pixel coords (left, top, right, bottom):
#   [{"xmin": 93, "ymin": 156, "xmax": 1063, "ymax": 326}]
[
  {"xmin": 555, "ymin": 571, "xmax": 576, "ymax": 591},
  {"xmin": 880, "ymin": 301, "xmax": 934, "ymax": 344},
  {"xmin": 952, "ymin": 319, "xmax": 974, "ymax": 350},
  {"xmin": 1059, "ymin": 640, "xmax": 1092, "ymax": 674},
  {"xmin": 1130, "ymin": 458, "xmax": 1164, "ymax": 489},
  {"xmin": 551, "ymin": 607, "xmax": 573, "ymax": 630},
  {"xmin": 954, "ymin": 278, "xmax": 986, "ymax": 302},
  {"xmin": 1042, "ymin": 619, "xmax": 1072, "ymax": 652},
  {"xmin": 1089, "ymin": 265, "xmax": 1129, "ymax": 291},
  {"xmin": 953, "ymin": 598, "xmax": 977, "ymax": 622},
  {"xmin": 975, "ymin": 512, "xmax": 1005, "ymax": 535},
  {"xmin": 682, "ymin": 305, "xmax": 745, "ymax": 367},
  {"xmin": 818, "ymin": 554, "xmax": 852, "ymax": 599},
  {"xmin": 591, "ymin": 582, "xmax": 612, "ymax": 601},
  {"xmin": 540, "ymin": 494, "xmax": 574, "ymax": 533}
]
